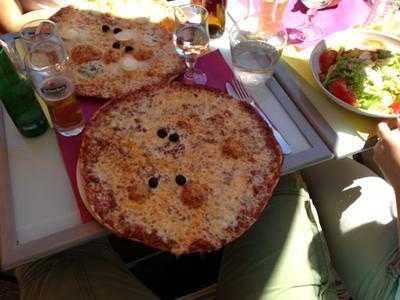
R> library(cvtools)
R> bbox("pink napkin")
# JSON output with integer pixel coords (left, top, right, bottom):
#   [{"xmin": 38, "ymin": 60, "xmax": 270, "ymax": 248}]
[
  {"xmin": 55, "ymin": 50, "xmax": 234, "ymax": 223},
  {"xmin": 55, "ymin": 99, "xmax": 106, "ymax": 223}
]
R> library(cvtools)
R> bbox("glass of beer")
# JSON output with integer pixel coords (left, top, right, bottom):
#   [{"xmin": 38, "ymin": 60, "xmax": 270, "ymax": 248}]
[
  {"xmin": 26, "ymin": 41, "xmax": 84, "ymax": 137},
  {"xmin": 20, "ymin": 20, "xmax": 67, "ymax": 56},
  {"xmin": 192, "ymin": 0, "xmax": 227, "ymax": 39},
  {"xmin": 259, "ymin": 0, "xmax": 288, "ymax": 33}
]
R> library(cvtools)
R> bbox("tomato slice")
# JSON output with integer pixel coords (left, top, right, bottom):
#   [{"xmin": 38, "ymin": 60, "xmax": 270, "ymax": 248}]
[
  {"xmin": 328, "ymin": 79, "xmax": 357, "ymax": 106},
  {"xmin": 390, "ymin": 101, "xmax": 400, "ymax": 113},
  {"xmin": 319, "ymin": 49, "xmax": 338, "ymax": 74}
]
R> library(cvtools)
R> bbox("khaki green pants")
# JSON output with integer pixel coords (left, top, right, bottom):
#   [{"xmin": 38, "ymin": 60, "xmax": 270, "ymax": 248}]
[
  {"xmin": 216, "ymin": 175, "xmax": 338, "ymax": 300},
  {"xmin": 15, "ymin": 175, "xmax": 338, "ymax": 300},
  {"xmin": 303, "ymin": 158, "xmax": 400, "ymax": 300}
]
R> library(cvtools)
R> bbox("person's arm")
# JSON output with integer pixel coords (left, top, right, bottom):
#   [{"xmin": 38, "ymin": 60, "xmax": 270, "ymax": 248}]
[
  {"xmin": 0, "ymin": 0, "xmax": 57, "ymax": 33},
  {"xmin": 373, "ymin": 118, "xmax": 400, "ymax": 244}
]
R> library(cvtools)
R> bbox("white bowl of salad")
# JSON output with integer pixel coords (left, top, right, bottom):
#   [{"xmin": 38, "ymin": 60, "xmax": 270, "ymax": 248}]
[{"xmin": 310, "ymin": 30, "xmax": 400, "ymax": 118}]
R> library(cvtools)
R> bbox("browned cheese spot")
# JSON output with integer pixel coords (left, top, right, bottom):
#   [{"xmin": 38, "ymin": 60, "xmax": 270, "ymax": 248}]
[
  {"xmin": 71, "ymin": 44, "xmax": 103, "ymax": 64},
  {"xmin": 103, "ymin": 49, "xmax": 122, "ymax": 64},
  {"xmin": 181, "ymin": 182, "xmax": 212, "ymax": 208},
  {"xmin": 222, "ymin": 138, "xmax": 244, "ymax": 159}
]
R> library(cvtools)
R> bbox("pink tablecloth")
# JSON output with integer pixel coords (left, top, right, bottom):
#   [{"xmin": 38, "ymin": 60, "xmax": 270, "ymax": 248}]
[
  {"xmin": 283, "ymin": 0, "xmax": 371, "ymax": 47},
  {"xmin": 243, "ymin": 0, "xmax": 372, "ymax": 47},
  {"xmin": 284, "ymin": 0, "xmax": 370, "ymax": 31},
  {"xmin": 55, "ymin": 50, "xmax": 235, "ymax": 223}
]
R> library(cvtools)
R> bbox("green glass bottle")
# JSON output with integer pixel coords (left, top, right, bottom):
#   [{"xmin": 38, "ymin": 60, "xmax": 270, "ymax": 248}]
[{"xmin": 0, "ymin": 47, "xmax": 48, "ymax": 137}]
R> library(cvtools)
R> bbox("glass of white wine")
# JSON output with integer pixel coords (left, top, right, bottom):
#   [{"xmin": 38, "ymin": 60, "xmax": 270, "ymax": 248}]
[
  {"xmin": 290, "ymin": 0, "xmax": 334, "ymax": 43},
  {"xmin": 174, "ymin": 4, "xmax": 210, "ymax": 85}
]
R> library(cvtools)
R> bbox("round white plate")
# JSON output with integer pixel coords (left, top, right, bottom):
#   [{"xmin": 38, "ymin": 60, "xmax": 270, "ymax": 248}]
[{"xmin": 310, "ymin": 30, "xmax": 400, "ymax": 119}]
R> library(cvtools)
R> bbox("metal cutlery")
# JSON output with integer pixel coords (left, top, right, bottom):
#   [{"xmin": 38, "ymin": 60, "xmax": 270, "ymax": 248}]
[{"xmin": 225, "ymin": 80, "xmax": 292, "ymax": 155}]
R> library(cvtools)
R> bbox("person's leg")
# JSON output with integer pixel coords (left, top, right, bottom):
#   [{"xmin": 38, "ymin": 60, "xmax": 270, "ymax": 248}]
[
  {"xmin": 303, "ymin": 158, "xmax": 400, "ymax": 300},
  {"xmin": 217, "ymin": 174, "xmax": 338, "ymax": 300},
  {"xmin": 15, "ymin": 238, "xmax": 158, "ymax": 300}
]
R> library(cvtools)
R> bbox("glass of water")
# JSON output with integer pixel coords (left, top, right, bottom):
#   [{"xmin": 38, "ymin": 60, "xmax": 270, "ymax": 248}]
[
  {"xmin": 229, "ymin": 15, "xmax": 287, "ymax": 86},
  {"xmin": 173, "ymin": 4, "xmax": 210, "ymax": 85}
]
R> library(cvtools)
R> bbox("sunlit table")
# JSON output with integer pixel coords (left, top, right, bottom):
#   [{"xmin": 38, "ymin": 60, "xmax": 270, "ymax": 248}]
[{"xmin": 0, "ymin": 0, "xmax": 333, "ymax": 270}]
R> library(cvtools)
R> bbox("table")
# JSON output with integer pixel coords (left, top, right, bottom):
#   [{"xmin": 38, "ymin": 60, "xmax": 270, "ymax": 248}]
[
  {"xmin": 0, "ymin": 1, "xmax": 333, "ymax": 270},
  {"xmin": 228, "ymin": 0, "xmax": 384, "ymax": 159}
]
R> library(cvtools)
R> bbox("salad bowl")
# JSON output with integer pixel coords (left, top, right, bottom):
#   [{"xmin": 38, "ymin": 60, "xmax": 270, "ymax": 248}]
[{"xmin": 310, "ymin": 30, "xmax": 400, "ymax": 119}]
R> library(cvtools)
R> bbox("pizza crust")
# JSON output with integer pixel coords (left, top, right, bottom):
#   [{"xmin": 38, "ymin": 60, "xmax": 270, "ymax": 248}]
[{"xmin": 77, "ymin": 84, "xmax": 283, "ymax": 254}]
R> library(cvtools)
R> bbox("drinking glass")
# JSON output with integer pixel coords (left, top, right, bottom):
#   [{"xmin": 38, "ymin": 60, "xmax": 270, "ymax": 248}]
[
  {"xmin": 290, "ymin": 0, "xmax": 334, "ymax": 43},
  {"xmin": 229, "ymin": 15, "xmax": 287, "ymax": 86},
  {"xmin": 26, "ymin": 41, "xmax": 84, "ymax": 137},
  {"xmin": 173, "ymin": 4, "xmax": 210, "ymax": 85},
  {"xmin": 191, "ymin": 0, "xmax": 227, "ymax": 39},
  {"xmin": 20, "ymin": 20, "xmax": 66, "ymax": 54},
  {"xmin": 259, "ymin": 0, "xmax": 289, "ymax": 33}
]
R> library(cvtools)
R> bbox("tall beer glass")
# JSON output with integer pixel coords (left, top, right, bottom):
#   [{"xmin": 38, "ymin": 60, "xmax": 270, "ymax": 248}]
[
  {"xmin": 192, "ymin": 0, "xmax": 227, "ymax": 39},
  {"xmin": 259, "ymin": 0, "xmax": 288, "ymax": 33},
  {"xmin": 26, "ymin": 41, "xmax": 84, "ymax": 137},
  {"xmin": 20, "ymin": 20, "xmax": 64, "ymax": 52}
]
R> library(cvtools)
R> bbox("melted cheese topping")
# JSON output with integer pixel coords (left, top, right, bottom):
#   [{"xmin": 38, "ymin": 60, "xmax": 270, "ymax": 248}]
[
  {"xmin": 119, "ymin": 55, "xmax": 149, "ymax": 71},
  {"xmin": 79, "ymin": 85, "xmax": 282, "ymax": 254},
  {"xmin": 114, "ymin": 29, "xmax": 137, "ymax": 41}
]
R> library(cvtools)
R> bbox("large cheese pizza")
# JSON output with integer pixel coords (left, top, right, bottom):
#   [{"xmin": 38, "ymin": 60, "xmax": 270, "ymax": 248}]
[
  {"xmin": 77, "ymin": 84, "xmax": 282, "ymax": 254},
  {"xmin": 50, "ymin": 3, "xmax": 183, "ymax": 99}
]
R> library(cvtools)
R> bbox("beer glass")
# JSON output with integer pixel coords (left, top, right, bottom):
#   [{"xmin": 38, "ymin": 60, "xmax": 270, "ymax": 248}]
[
  {"xmin": 20, "ymin": 20, "xmax": 65, "ymax": 52},
  {"xmin": 192, "ymin": 0, "xmax": 227, "ymax": 39},
  {"xmin": 26, "ymin": 41, "xmax": 84, "ymax": 137},
  {"xmin": 259, "ymin": 0, "xmax": 288, "ymax": 33}
]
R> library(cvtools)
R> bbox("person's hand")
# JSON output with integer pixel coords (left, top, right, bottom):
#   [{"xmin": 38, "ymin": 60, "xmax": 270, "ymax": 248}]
[{"xmin": 373, "ymin": 118, "xmax": 400, "ymax": 195}]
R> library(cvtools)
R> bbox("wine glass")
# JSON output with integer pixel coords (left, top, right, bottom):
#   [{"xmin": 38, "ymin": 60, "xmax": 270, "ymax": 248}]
[
  {"xmin": 290, "ymin": 0, "xmax": 334, "ymax": 43},
  {"xmin": 173, "ymin": 4, "xmax": 210, "ymax": 85}
]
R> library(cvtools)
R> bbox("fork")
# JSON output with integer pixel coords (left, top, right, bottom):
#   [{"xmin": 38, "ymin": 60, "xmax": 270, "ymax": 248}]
[{"xmin": 229, "ymin": 79, "xmax": 292, "ymax": 154}]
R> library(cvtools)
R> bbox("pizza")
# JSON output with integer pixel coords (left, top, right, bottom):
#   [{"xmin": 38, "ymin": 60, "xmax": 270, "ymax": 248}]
[
  {"xmin": 50, "ymin": 4, "xmax": 183, "ymax": 99},
  {"xmin": 77, "ymin": 84, "xmax": 282, "ymax": 254}
]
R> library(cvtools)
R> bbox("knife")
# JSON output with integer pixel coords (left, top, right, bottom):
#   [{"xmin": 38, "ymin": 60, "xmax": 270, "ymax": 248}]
[{"xmin": 225, "ymin": 82, "xmax": 292, "ymax": 155}]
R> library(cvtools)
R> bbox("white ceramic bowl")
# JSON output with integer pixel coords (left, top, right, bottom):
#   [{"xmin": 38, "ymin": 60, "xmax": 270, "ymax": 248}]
[{"xmin": 310, "ymin": 30, "xmax": 400, "ymax": 119}]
